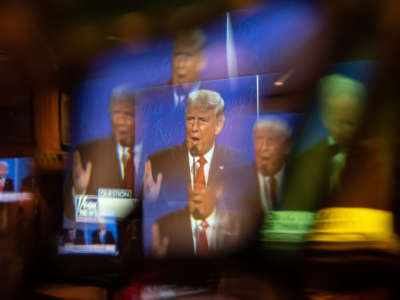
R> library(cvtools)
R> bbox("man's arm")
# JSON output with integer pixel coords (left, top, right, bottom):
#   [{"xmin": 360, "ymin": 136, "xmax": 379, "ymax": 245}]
[
  {"xmin": 151, "ymin": 222, "xmax": 169, "ymax": 258},
  {"xmin": 72, "ymin": 149, "xmax": 92, "ymax": 195},
  {"xmin": 143, "ymin": 160, "xmax": 163, "ymax": 202},
  {"xmin": 7, "ymin": 178, "xmax": 14, "ymax": 192}
]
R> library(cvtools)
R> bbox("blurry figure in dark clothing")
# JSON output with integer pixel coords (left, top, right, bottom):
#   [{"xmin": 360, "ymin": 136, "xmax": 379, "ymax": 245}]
[
  {"xmin": 0, "ymin": 161, "xmax": 14, "ymax": 192},
  {"xmin": 92, "ymin": 220, "xmax": 115, "ymax": 244},
  {"xmin": 283, "ymin": 74, "xmax": 366, "ymax": 211}
]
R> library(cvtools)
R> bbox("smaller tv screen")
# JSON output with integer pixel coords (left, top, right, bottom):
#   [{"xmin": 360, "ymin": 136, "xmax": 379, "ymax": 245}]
[
  {"xmin": 58, "ymin": 216, "xmax": 119, "ymax": 256},
  {"xmin": 0, "ymin": 157, "xmax": 33, "ymax": 195},
  {"xmin": 0, "ymin": 157, "xmax": 34, "ymax": 234}
]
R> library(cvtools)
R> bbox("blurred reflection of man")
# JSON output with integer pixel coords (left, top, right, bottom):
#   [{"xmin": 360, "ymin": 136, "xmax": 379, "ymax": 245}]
[
  {"xmin": 136, "ymin": 29, "xmax": 207, "ymax": 112},
  {"xmin": 92, "ymin": 220, "xmax": 115, "ymax": 245},
  {"xmin": 151, "ymin": 183, "xmax": 240, "ymax": 258},
  {"xmin": 224, "ymin": 118, "xmax": 291, "ymax": 240},
  {"xmin": 62, "ymin": 222, "xmax": 86, "ymax": 245},
  {"xmin": 170, "ymin": 29, "xmax": 206, "ymax": 108},
  {"xmin": 0, "ymin": 161, "xmax": 14, "ymax": 192},
  {"xmin": 64, "ymin": 86, "xmax": 143, "ymax": 219},
  {"xmin": 143, "ymin": 89, "xmax": 238, "ymax": 205},
  {"xmin": 282, "ymin": 74, "xmax": 366, "ymax": 211},
  {"xmin": 253, "ymin": 119, "xmax": 291, "ymax": 211}
]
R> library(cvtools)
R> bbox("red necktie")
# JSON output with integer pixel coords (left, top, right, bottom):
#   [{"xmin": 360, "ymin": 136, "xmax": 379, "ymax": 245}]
[
  {"xmin": 198, "ymin": 220, "xmax": 209, "ymax": 256},
  {"xmin": 70, "ymin": 231, "xmax": 75, "ymax": 244},
  {"xmin": 269, "ymin": 176, "xmax": 278, "ymax": 209},
  {"xmin": 0, "ymin": 180, "xmax": 4, "ymax": 192},
  {"xmin": 195, "ymin": 156, "xmax": 207, "ymax": 188},
  {"xmin": 125, "ymin": 148, "xmax": 135, "ymax": 191}
]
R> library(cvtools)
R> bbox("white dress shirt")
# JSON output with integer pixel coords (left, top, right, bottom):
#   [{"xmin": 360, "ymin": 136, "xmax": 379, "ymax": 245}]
[
  {"xmin": 190, "ymin": 209, "xmax": 217, "ymax": 254},
  {"xmin": 258, "ymin": 166, "xmax": 285, "ymax": 212},
  {"xmin": 187, "ymin": 144, "xmax": 215, "ymax": 188},
  {"xmin": 99, "ymin": 229, "xmax": 106, "ymax": 244},
  {"xmin": 117, "ymin": 142, "xmax": 143, "ymax": 180},
  {"xmin": 0, "ymin": 177, "xmax": 5, "ymax": 187}
]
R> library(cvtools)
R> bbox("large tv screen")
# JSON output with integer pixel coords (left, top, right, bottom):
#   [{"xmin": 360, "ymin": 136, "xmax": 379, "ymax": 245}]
[{"xmin": 60, "ymin": 1, "xmax": 323, "ymax": 258}]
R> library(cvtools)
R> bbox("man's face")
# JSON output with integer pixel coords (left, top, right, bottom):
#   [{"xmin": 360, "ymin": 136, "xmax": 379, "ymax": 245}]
[
  {"xmin": 171, "ymin": 45, "xmax": 205, "ymax": 86},
  {"xmin": 0, "ymin": 165, "xmax": 8, "ymax": 178},
  {"xmin": 188, "ymin": 185, "xmax": 218, "ymax": 220},
  {"xmin": 322, "ymin": 96, "xmax": 363, "ymax": 147},
  {"xmin": 254, "ymin": 126, "xmax": 290, "ymax": 176},
  {"xmin": 185, "ymin": 107, "xmax": 224, "ymax": 156},
  {"xmin": 110, "ymin": 102, "xmax": 135, "ymax": 147}
]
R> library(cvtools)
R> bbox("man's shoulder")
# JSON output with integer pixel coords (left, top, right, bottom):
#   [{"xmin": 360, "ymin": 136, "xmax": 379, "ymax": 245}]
[
  {"xmin": 213, "ymin": 145, "xmax": 242, "ymax": 169},
  {"xmin": 76, "ymin": 137, "xmax": 114, "ymax": 152},
  {"xmin": 215, "ymin": 144, "xmax": 238, "ymax": 155},
  {"xmin": 232, "ymin": 162, "xmax": 256, "ymax": 174},
  {"xmin": 294, "ymin": 138, "xmax": 329, "ymax": 160},
  {"xmin": 148, "ymin": 144, "xmax": 186, "ymax": 161},
  {"xmin": 217, "ymin": 209, "xmax": 239, "ymax": 222},
  {"xmin": 155, "ymin": 208, "xmax": 188, "ymax": 226}
]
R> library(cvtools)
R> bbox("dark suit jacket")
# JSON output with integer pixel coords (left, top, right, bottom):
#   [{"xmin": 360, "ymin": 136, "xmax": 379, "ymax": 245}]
[
  {"xmin": 225, "ymin": 162, "xmax": 288, "ymax": 245},
  {"xmin": 148, "ymin": 143, "xmax": 239, "ymax": 206},
  {"xmin": 64, "ymin": 136, "xmax": 144, "ymax": 219},
  {"xmin": 77, "ymin": 137, "xmax": 125, "ymax": 194},
  {"xmin": 62, "ymin": 228, "xmax": 86, "ymax": 245},
  {"xmin": 282, "ymin": 138, "xmax": 334, "ymax": 212},
  {"xmin": 91, "ymin": 229, "xmax": 115, "ymax": 244},
  {"xmin": 1, "ymin": 178, "xmax": 14, "ymax": 192},
  {"xmin": 154, "ymin": 207, "xmax": 241, "ymax": 258}
]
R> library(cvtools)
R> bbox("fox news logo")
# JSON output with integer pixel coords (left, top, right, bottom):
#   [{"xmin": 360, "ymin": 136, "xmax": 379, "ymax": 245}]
[{"xmin": 75, "ymin": 196, "xmax": 98, "ymax": 218}]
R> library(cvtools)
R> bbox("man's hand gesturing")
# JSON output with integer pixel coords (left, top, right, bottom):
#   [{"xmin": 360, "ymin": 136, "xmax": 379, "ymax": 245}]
[
  {"xmin": 144, "ymin": 160, "xmax": 163, "ymax": 202},
  {"xmin": 72, "ymin": 150, "xmax": 92, "ymax": 194}
]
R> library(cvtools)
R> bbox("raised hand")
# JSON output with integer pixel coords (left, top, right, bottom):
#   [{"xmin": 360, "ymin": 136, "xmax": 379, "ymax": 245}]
[
  {"xmin": 143, "ymin": 160, "xmax": 163, "ymax": 202},
  {"xmin": 151, "ymin": 223, "xmax": 169, "ymax": 258},
  {"xmin": 72, "ymin": 150, "xmax": 92, "ymax": 194}
]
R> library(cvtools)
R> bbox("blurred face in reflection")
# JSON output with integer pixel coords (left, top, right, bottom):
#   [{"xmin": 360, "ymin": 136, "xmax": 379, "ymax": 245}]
[
  {"xmin": 189, "ymin": 185, "xmax": 219, "ymax": 220},
  {"xmin": 322, "ymin": 96, "xmax": 363, "ymax": 147},
  {"xmin": 110, "ymin": 101, "xmax": 134, "ymax": 147},
  {"xmin": 185, "ymin": 106, "xmax": 224, "ymax": 156},
  {"xmin": 172, "ymin": 45, "xmax": 205, "ymax": 86},
  {"xmin": 254, "ymin": 125, "xmax": 290, "ymax": 176},
  {"xmin": 99, "ymin": 222, "xmax": 106, "ymax": 231},
  {"xmin": 0, "ymin": 163, "xmax": 8, "ymax": 178}
]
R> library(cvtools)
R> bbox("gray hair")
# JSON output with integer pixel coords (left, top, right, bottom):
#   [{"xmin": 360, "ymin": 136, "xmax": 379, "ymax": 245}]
[
  {"xmin": 109, "ymin": 85, "xmax": 135, "ymax": 111},
  {"xmin": 186, "ymin": 89, "xmax": 225, "ymax": 120},
  {"xmin": 253, "ymin": 118, "xmax": 292, "ymax": 142},
  {"xmin": 0, "ymin": 161, "xmax": 9, "ymax": 170}
]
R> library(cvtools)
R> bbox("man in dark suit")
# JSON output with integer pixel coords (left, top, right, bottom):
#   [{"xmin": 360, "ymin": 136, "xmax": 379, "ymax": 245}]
[
  {"xmin": 144, "ymin": 89, "xmax": 239, "ymax": 207},
  {"xmin": 62, "ymin": 226, "xmax": 86, "ymax": 245},
  {"xmin": 169, "ymin": 29, "xmax": 206, "ymax": 108},
  {"xmin": 152, "ymin": 183, "xmax": 241, "ymax": 258},
  {"xmin": 225, "ymin": 118, "xmax": 292, "ymax": 240},
  {"xmin": 91, "ymin": 221, "xmax": 115, "ymax": 244},
  {"xmin": 0, "ymin": 161, "xmax": 14, "ymax": 192},
  {"xmin": 282, "ymin": 74, "xmax": 366, "ymax": 211},
  {"xmin": 64, "ymin": 86, "xmax": 143, "ymax": 220},
  {"xmin": 136, "ymin": 29, "xmax": 206, "ymax": 112}
]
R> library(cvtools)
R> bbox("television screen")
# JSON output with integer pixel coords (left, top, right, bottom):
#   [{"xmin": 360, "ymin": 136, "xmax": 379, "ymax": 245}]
[{"xmin": 60, "ymin": 0, "xmax": 323, "ymax": 258}]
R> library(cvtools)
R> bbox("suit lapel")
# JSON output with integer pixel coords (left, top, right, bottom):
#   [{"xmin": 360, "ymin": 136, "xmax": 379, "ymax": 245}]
[
  {"xmin": 107, "ymin": 137, "xmax": 124, "ymax": 185},
  {"xmin": 208, "ymin": 144, "xmax": 224, "ymax": 186},
  {"xmin": 181, "ymin": 208, "xmax": 195, "ymax": 254},
  {"xmin": 250, "ymin": 163, "xmax": 263, "ymax": 213}
]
